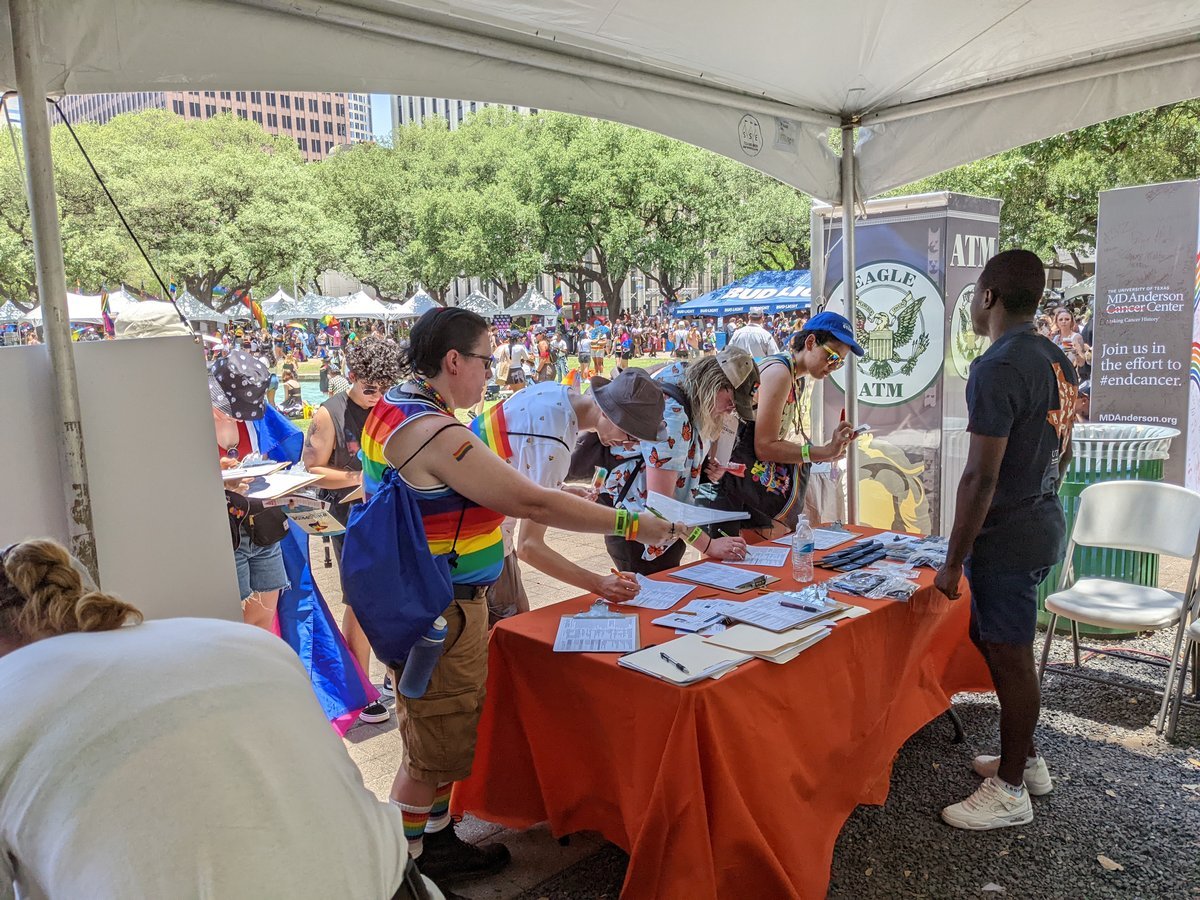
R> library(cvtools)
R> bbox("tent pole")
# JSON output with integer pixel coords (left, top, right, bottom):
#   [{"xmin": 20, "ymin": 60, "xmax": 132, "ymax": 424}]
[
  {"xmin": 9, "ymin": 0, "xmax": 100, "ymax": 583},
  {"xmin": 840, "ymin": 125, "xmax": 859, "ymax": 526}
]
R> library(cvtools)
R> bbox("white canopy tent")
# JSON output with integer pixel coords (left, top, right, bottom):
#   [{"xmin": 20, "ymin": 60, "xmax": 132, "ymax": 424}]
[
  {"xmin": 505, "ymin": 287, "xmax": 559, "ymax": 319},
  {"xmin": 395, "ymin": 288, "xmax": 444, "ymax": 320},
  {"xmin": 21, "ymin": 290, "xmax": 139, "ymax": 326},
  {"xmin": 456, "ymin": 291, "xmax": 503, "ymax": 320},
  {"xmin": 328, "ymin": 290, "xmax": 395, "ymax": 320},
  {"xmin": 5, "ymin": 0, "xmax": 1199, "ymax": 545},
  {"xmin": 173, "ymin": 291, "xmax": 230, "ymax": 325},
  {"xmin": 1064, "ymin": 275, "xmax": 1097, "ymax": 301},
  {"xmin": 0, "ymin": 301, "xmax": 30, "ymax": 323},
  {"xmin": 261, "ymin": 287, "xmax": 297, "ymax": 318}
]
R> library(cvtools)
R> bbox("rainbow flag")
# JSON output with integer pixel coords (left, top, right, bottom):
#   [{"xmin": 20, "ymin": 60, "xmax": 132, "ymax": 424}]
[
  {"xmin": 242, "ymin": 289, "xmax": 268, "ymax": 331},
  {"xmin": 560, "ymin": 366, "xmax": 582, "ymax": 390},
  {"xmin": 470, "ymin": 401, "xmax": 514, "ymax": 461},
  {"xmin": 99, "ymin": 288, "xmax": 114, "ymax": 336},
  {"xmin": 553, "ymin": 277, "xmax": 564, "ymax": 310}
]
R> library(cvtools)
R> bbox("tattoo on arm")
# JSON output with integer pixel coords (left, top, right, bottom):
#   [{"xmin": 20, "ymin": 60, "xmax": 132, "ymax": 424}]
[{"xmin": 452, "ymin": 440, "xmax": 474, "ymax": 462}]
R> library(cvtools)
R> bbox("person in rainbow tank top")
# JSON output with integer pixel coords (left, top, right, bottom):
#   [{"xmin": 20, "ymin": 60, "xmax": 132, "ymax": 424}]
[{"xmin": 358, "ymin": 308, "xmax": 684, "ymax": 887}]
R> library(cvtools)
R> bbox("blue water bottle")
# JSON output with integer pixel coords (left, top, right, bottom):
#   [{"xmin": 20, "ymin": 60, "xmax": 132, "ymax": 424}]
[{"xmin": 399, "ymin": 616, "xmax": 449, "ymax": 699}]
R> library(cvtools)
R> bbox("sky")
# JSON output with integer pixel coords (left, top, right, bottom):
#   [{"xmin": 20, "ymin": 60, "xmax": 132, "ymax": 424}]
[{"xmin": 369, "ymin": 94, "xmax": 394, "ymax": 140}]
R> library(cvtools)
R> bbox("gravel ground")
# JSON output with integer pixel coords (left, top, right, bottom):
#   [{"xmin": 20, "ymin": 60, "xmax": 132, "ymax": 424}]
[{"xmin": 513, "ymin": 625, "xmax": 1200, "ymax": 899}]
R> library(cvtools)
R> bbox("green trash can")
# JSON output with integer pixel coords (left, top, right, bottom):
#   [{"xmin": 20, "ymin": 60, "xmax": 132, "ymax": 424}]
[{"xmin": 1036, "ymin": 424, "xmax": 1180, "ymax": 636}]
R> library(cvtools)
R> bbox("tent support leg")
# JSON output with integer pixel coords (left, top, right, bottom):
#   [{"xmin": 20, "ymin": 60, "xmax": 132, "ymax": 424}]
[
  {"xmin": 840, "ymin": 125, "xmax": 859, "ymax": 526},
  {"xmin": 10, "ymin": 0, "xmax": 100, "ymax": 583}
]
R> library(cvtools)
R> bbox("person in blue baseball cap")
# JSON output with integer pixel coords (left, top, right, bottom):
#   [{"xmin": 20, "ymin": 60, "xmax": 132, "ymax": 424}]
[{"xmin": 702, "ymin": 309, "xmax": 865, "ymax": 536}]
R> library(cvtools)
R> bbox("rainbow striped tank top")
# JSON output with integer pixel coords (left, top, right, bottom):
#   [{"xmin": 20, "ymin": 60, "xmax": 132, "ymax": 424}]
[{"xmin": 360, "ymin": 387, "xmax": 505, "ymax": 587}]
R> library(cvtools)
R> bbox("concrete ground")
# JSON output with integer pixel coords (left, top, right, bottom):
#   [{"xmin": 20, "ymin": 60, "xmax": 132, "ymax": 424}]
[{"xmin": 317, "ymin": 536, "xmax": 1200, "ymax": 899}]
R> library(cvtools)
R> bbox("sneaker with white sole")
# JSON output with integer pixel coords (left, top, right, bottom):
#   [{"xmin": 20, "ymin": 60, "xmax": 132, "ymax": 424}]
[
  {"xmin": 380, "ymin": 675, "xmax": 395, "ymax": 698},
  {"xmin": 941, "ymin": 776, "xmax": 1033, "ymax": 831},
  {"xmin": 358, "ymin": 700, "xmax": 390, "ymax": 724},
  {"xmin": 972, "ymin": 754, "xmax": 1053, "ymax": 796}
]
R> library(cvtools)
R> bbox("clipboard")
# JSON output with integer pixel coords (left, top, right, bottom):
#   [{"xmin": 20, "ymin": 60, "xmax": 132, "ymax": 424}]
[{"xmin": 553, "ymin": 601, "xmax": 640, "ymax": 653}]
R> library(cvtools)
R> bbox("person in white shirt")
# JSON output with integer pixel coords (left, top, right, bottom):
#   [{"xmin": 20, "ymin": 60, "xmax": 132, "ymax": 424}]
[
  {"xmin": 727, "ymin": 306, "xmax": 780, "ymax": 358},
  {"xmin": 472, "ymin": 369, "xmax": 668, "ymax": 622},
  {"xmin": 0, "ymin": 539, "xmax": 441, "ymax": 900}
]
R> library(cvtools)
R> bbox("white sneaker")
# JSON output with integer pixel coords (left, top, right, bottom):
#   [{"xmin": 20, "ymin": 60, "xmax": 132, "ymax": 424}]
[
  {"xmin": 358, "ymin": 700, "xmax": 391, "ymax": 724},
  {"xmin": 972, "ymin": 754, "xmax": 1053, "ymax": 796},
  {"xmin": 941, "ymin": 777, "xmax": 1033, "ymax": 831}
]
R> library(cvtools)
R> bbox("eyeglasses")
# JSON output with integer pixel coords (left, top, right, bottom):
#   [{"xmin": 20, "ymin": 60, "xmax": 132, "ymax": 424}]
[
  {"xmin": 358, "ymin": 384, "xmax": 383, "ymax": 396},
  {"xmin": 461, "ymin": 351, "xmax": 494, "ymax": 372},
  {"xmin": 819, "ymin": 344, "xmax": 845, "ymax": 369}
]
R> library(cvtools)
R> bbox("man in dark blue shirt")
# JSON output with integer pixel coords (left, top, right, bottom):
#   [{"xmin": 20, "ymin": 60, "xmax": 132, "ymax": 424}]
[{"xmin": 935, "ymin": 249, "xmax": 1078, "ymax": 831}]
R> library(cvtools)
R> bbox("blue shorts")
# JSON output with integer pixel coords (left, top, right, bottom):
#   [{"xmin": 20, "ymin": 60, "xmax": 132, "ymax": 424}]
[
  {"xmin": 233, "ymin": 526, "xmax": 289, "ymax": 601},
  {"xmin": 965, "ymin": 559, "xmax": 1052, "ymax": 646}
]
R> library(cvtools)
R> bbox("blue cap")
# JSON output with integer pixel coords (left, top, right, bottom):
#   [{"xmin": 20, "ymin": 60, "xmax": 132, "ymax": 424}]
[{"xmin": 805, "ymin": 311, "xmax": 864, "ymax": 356}]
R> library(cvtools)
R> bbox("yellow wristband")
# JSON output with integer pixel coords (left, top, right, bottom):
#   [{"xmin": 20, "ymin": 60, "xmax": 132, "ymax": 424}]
[{"xmin": 685, "ymin": 526, "xmax": 704, "ymax": 545}]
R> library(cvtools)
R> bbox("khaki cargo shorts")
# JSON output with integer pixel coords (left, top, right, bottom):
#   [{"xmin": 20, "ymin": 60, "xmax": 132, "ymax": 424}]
[{"xmin": 396, "ymin": 589, "xmax": 489, "ymax": 785}]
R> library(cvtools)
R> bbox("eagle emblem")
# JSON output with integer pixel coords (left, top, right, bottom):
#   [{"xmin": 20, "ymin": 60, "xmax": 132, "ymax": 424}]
[{"xmin": 854, "ymin": 291, "xmax": 930, "ymax": 380}]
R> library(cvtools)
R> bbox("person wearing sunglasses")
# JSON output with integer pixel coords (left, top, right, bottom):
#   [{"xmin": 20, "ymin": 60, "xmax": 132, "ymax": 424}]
[
  {"xmin": 304, "ymin": 334, "xmax": 402, "ymax": 725},
  {"xmin": 705, "ymin": 310, "xmax": 864, "ymax": 538}
]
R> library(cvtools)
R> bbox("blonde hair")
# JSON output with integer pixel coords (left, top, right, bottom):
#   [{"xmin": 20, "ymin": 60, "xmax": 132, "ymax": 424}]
[
  {"xmin": 0, "ymin": 540, "xmax": 142, "ymax": 642},
  {"xmin": 682, "ymin": 356, "xmax": 734, "ymax": 442}
]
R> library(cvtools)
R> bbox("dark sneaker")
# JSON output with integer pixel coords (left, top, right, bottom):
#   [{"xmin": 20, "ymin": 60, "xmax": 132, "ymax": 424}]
[
  {"xmin": 417, "ymin": 826, "xmax": 511, "ymax": 885},
  {"xmin": 358, "ymin": 700, "xmax": 390, "ymax": 724},
  {"xmin": 381, "ymin": 674, "xmax": 395, "ymax": 698}
]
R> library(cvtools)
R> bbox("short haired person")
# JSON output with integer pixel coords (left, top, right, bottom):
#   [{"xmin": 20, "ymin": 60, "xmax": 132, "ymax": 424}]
[
  {"xmin": 505, "ymin": 333, "xmax": 528, "ymax": 393},
  {"xmin": 706, "ymin": 311, "xmax": 861, "ymax": 536},
  {"xmin": 304, "ymin": 335, "xmax": 401, "ymax": 725},
  {"xmin": 590, "ymin": 319, "xmax": 610, "ymax": 376},
  {"xmin": 726, "ymin": 305, "xmax": 780, "ymax": 358},
  {"xmin": 472, "ymin": 368, "xmax": 669, "ymax": 623},
  {"xmin": 356, "ymin": 308, "xmax": 684, "ymax": 884},
  {"xmin": 0, "ymin": 539, "xmax": 442, "ymax": 900},
  {"xmin": 596, "ymin": 349, "xmax": 759, "ymax": 575},
  {"xmin": 935, "ymin": 249, "xmax": 1077, "ymax": 830}
]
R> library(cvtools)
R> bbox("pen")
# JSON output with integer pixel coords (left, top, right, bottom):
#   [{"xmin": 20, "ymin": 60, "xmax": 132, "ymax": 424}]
[
  {"xmin": 779, "ymin": 600, "xmax": 822, "ymax": 612},
  {"xmin": 610, "ymin": 568, "xmax": 638, "ymax": 585},
  {"xmin": 660, "ymin": 651, "xmax": 690, "ymax": 674}
]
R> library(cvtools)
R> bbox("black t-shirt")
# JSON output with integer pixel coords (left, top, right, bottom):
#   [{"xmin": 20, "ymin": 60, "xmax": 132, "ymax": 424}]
[{"xmin": 966, "ymin": 327, "xmax": 1079, "ymax": 568}]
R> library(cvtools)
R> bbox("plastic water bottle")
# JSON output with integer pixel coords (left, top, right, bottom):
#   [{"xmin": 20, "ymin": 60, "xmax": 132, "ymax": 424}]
[
  {"xmin": 399, "ymin": 616, "xmax": 448, "ymax": 700},
  {"xmin": 792, "ymin": 515, "xmax": 815, "ymax": 585}
]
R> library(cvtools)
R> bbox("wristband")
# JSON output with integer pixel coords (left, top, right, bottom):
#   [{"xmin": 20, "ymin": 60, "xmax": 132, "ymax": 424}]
[
  {"xmin": 613, "ymin": 509, "xmax": 628, "ymax": 537},
  {"xmin": 685, "ymin": 526, "xmax": 704, "ymax": 545},
  {"xmin": 626, "ymin": 512, "xmax": 640, "ymax": 541},
  {"xmin": 801, "ymin": 443, "xmax": 812, "ymax": 463}
]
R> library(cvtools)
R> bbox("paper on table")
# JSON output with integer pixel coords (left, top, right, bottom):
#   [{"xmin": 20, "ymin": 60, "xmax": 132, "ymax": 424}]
[
  {"xmin": 653, "ymin": 609, "xmax": 726, "ymax": 632},
  {"xmin": 620, "ymin": 575, "xmax": 695, "ymax": 610},
  {"xmin": 243, "ymin": 471, "xmax": 323, "ymax": 500},
  {"xmin": 670, "ymin": 562, "xmax": 768, "ymax": 592},
  {"xmin": 645, "ymin": 491, "xmax": 750, "ymax": 527},
  {"xmin": 554, "ymin": 614, "xmax": 640, "ymax": 653},
  {"xmin": 617, "ymin": 633, "xmax": 752, "ymax": 684},
  {"xmin": 771, "ymin": 527, "xmax": 855, "ymax": 551},
  {"xmin": 679, "ymin": 598, "xmax": 743, "ymax": 617},
  {"xmin": 725, "ymin": 592, "xmax": 849, "ymax": 632},
  {"xmin": 707, "ymin": 622, "xmax": 829, "ymax": 655},
  {"xmin": 727, "ymin": 544, "xmax": 790, "ymax": 567}
]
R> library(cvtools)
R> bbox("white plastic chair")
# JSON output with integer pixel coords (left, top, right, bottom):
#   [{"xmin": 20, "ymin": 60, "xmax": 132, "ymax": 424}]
[
  {"xmin": 1167, "ymin": 617, "xmax": 1200, "ymax": 740},
  {"xmin": 1038, "ymin": 480, "xmax": 1200, "ymax": 735}
]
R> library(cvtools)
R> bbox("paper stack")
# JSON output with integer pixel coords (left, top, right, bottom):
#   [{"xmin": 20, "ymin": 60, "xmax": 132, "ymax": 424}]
[
  {"xmin": 617, "ymin": 633, "xmax": 752, "ymax": 685},
  {"xmin": 706, "ymin": 622, "xmax": 831, "ymax": 664}
]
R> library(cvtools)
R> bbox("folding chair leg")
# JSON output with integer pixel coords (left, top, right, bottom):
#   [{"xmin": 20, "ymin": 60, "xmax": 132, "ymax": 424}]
[
  {"xmin": 1070, "ymin": 619, "xmax": 1081, "ymax": 668},
  {"xmin": 1156, "ymin": 617, "xmax": 1189, "ymax": 734},
  {"xmin": 1167, "ymin": 638, "xmax": 1191, "ymax": 741},
  {"xmin": 1038, "ymin": 613, "xmax": 1058, "ymax": 681}
]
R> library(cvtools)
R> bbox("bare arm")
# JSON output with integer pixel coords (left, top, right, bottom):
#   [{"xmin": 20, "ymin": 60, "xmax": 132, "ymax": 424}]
[
  {"xmin": 302, "ymin": 407, "xmax": 361, "ymax": 490},
  {"xmin": 392, "ymin": 420, "xmax": 681, "ymax": 546},
  {"xmin": 934, "ymin": 434, "xmax": 1007, "ymax": 598},
  {"xmin": 516, "ymin": 519, "xmax": 639, "ymax": 601},
  {"xmin": 645, "ymin": 464, "xmax": 746, "ymax": 561},
  {"xmin": 751, "ymin": 365, "xmax": 853, "ymax": 464}
]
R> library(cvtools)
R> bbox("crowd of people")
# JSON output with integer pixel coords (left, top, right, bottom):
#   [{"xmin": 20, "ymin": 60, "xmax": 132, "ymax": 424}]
[{"xmin": 2, "ymin": 255, "xmax": 1090, "ymax": 895}]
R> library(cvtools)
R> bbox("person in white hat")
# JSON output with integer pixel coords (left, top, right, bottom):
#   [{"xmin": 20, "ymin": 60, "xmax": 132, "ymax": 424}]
[{"xmin": 726, "ymin": 305, "xmax": 779, "ymax": 358}]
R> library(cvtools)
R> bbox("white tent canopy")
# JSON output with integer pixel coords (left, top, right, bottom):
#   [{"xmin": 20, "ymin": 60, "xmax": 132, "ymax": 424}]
[
  {"xmin": 173, "ymin": 291, "xmax": 230, "ymax": 325},
  {"xmin": 1064, "ymin": 275, "xmax": 1097, "ymax": 301},
  {"xmin": 261, "ymin": 287, "xmax": 296, "ymax": 317},
  {"xmin": 328, "ymin": 290, "xmax": 394, "ymax": 320},
  {"xmin": 0, "ymin": 301, "xmax": 29, "ymax": 323},
  {"xmin": 6, "ymin": 2, "xmax": 1199, "ymax": 203},
  {"xmin": 21, "ymin": 290, "xmax": 139, "ymax": 325},
  {"xmin": 505, "ymin": 287, "xmax": 558, "ymax": 318},
  {"xmin": 395, "ymin": 288, "xmax": 444, "ymax": 320},
  {"xmin": 456, "ymin": 291, "xmax": 503, "ymax": 320}
]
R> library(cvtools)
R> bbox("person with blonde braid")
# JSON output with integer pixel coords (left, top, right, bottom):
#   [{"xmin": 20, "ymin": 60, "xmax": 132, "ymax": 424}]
[{"xmin": 0, "ymin": 539, "xmax": 442, "ymax": 900}]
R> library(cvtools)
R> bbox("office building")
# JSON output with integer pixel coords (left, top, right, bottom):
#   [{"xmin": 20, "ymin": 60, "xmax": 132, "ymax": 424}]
[{"xmin": 391, "ymin": 96, "xmax": 535, "ymax": 131}]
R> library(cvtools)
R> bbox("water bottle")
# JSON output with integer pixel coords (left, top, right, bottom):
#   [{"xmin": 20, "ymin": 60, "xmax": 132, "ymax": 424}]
[
  {"xmin": 792, "ymin": 515, "xmax": 815, "ymax": 585},
  {"xmin": 398, "ymin": 616, "xmax": 448, "ymax": 699}
]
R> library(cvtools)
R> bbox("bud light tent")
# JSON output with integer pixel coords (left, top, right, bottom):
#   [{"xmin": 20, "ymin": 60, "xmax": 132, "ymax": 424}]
[{"xmin": 672, "ymin": 270, "xmax": 810, "ymax": 318}]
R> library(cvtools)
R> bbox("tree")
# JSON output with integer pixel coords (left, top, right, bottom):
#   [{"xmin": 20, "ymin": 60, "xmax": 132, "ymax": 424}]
[{"xmin": 719, "ymin": 165, "xmax": 813, "ymax": 277}]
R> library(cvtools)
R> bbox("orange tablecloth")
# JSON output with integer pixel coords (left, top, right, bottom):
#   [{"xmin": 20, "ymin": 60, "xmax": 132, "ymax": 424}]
[{"xmin": 454, "ymin": 529, "xmax": 991, "ymax": 899}]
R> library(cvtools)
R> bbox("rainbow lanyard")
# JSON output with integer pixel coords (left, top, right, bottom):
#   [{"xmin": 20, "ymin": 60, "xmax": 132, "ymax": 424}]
[{"xmin": 411, "ymin": 377, "xmax": 451, "ymax": 414}]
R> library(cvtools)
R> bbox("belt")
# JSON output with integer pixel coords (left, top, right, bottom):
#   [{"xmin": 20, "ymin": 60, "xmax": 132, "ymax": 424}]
[
  {"xmin": 388, "ymin": 859, "xmax": 431, "ymax": 900},
  {"xmin": 453, "ymin": 584, "xmax": 488, "ymax": 600}
]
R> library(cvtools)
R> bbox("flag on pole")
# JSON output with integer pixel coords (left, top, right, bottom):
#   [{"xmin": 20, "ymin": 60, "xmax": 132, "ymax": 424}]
[
  {"xmin": 242, "ymin": 289, "xmax": 268, "ymax": 332},
  {"xmin": 99, "ymin": 287, "xmax": 114, "ymax": 336},
  {"xmin": 553, "ymin": 277, "xmax": 564, "ymax": 311}
]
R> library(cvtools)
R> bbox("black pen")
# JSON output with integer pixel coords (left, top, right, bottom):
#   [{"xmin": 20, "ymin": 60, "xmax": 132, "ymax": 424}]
[
  {"xmin": 660, "ymin": 651, "xmax": 690, "ymax": 674},
  {"xmin": 778, "ymin": 600, "xmax": 821, "ymax": 613}
]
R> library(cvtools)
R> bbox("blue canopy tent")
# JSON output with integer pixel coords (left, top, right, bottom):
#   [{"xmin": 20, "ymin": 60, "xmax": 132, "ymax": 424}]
[{"xmin": 672, "ymin": 270, "xmax": 811, "ymax": 318}]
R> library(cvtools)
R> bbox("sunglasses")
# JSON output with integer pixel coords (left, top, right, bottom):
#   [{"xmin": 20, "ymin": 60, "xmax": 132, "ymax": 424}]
[
  {"xmin": 461, "ymin": 351, "xmax": 494, "ymax": 372},
  {"xmin": 819, "ymin": 344, "xmax": 845, "ymax": 369}
]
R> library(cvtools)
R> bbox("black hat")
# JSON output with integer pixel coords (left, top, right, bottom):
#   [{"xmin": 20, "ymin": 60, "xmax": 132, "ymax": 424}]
[{"xmin": 209, "ymin": 349, "xmax": 270, "ymax": 421}]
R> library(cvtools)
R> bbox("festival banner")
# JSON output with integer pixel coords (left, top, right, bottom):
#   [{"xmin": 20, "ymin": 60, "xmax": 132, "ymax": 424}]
[
  {"xmin": 1092, "ymin": 180, "xmax": 1200, "ymax": 487},
  {"xmin": 812, "ymin": 194, "xmax": 1000, "ymax": 535}
]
